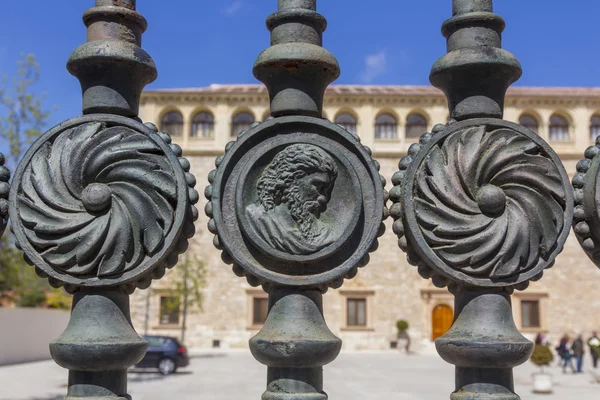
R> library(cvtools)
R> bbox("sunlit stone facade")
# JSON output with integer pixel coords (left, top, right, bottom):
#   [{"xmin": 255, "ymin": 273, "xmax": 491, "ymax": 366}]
[{"xmin": 130, "ymin": 84, "xmax": 600, "ymax": 350}]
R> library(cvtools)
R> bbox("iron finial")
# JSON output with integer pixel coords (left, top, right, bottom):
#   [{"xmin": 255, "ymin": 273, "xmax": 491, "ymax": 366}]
[
  {"xmin": 67, "ymin": 0, "xmax": 157, "ymax": 117},
  {"xmin": 430, "ymin": 0, "xmax": 522, "ymax": 120},
  {"xmin": 253, "ymin": 0, "xmax": 340, "ymax": 117}
]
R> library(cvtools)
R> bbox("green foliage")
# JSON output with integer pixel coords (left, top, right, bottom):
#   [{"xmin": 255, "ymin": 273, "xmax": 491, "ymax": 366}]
[
  {"xmin": 175, "ymin": 254, "xmax": 207, "ymax": 310},
  {"xmin": 45, "ymin": 288, "xmax": 72, "ymax": 310},
  {"xmin": 0, "ymin": 235, "xmax": 23, "ymax": 293},
  {"xmin": 0, "ymin": 54, "xmax": 67, "ymax": 309},
  {"xmin": 0, "ymin": 234, "xmax": 31, "ymax": 293},
  {"xmin": 531, "ymin": 344, "xmax": 554, "ymax": 367},
  {"xmin": 0, "ymin": 233, "xmax": 71, "ymax": 309},
  {"xmin": 16, "ymin": 288, "xmax": 47, "ymax": 308},
  {"xmin": 162, "ymin": 253, "xmax": 207, "ymax": 314},
  {"xmin": 0, "ymin": 53, "xmax": 53, "ymax": 168},
  {"xmin": 396, "ymin": 319, "xmax": 409, "ymax": 332}
]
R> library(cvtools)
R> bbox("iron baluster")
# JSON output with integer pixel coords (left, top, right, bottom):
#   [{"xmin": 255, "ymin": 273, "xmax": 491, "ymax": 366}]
[
  {"xmin": 390, "ymin": 1, "xmax": 574, "ymax": 399},
  {"xmin": 206, "ymin": 0, "xmax": 388, "ymax": 398},
  {"xmin": 8, "ymin": 1, "xmax": 198, "ymax": 399}
]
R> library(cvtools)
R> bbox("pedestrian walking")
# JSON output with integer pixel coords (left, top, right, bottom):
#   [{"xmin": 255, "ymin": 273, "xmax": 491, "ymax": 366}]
[
  {"xmin": 556, "ymin": 334, "xmax": 576, "ymax": 373},
  {"xmin": 588, "ymin": 331, "xmax": 600, "ymax": 369},
  {"xmin": 573, "ymin": 334, "xmax": 585, "ymax": 373}
]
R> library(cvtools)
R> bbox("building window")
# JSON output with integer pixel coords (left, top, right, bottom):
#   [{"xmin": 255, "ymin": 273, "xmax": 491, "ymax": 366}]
[
  {"xmin": 519, "ymin": 114, "xmax": 539, "ymax": 134},
  {"xmin": 521, "ymin": 300, "xmax": 541, "ymax": 328},
  {"xmin": 591, "ymin": 115, "xmax": 600, "ymax": 141},
  {"xmin": 375, "ymin": 113, "xmax": 398, "ymax": 140},
  {"xmin": 549, "ymin": 114, "xmax": 570, "ymax": 142},
  {"xmin": 406, "ymin": 113, "xmax": 427, "ymax": 139},
  {"xmin": 191, "ymin": 111, "xmax": 214, "ymax": 138},
  {"xmin": 347, "ymin": 298, "xmax": 367, "ymax": 327},
  {"xmin": 252, "ymin": 297, "xmax": 269, "ymax": 325},
  {"xmin": 159, "ymin": 296, "xmax": 180, "ymax": 325},
  {"xmin": 335, "ymin": 113, "xmax": 357, "ymax": 134},
  {"xmin": 160, "ymin": 111, "xmax": 184, "ymax": 137},
  {"xmin": 232, "ymin": 112, "xmax": 255, "ymax": 137}
]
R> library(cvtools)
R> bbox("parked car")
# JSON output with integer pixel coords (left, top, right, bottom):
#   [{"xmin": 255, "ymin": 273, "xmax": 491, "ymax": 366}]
[{"xmin": 135, "ymin": 336, "xmax": 189, "ymax": 375}]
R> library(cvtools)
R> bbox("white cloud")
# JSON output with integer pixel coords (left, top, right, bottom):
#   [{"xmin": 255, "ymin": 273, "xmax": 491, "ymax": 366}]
[
  {"xmin": 222, "ymin": 1, "xmax": 243, "ymax": 16},
  {"xmin": 360, "ymin": 51, "xmax": 387, "ymax": 84}
]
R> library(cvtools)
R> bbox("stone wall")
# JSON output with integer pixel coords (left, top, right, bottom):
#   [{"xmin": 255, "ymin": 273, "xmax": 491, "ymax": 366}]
[{"xmin": 132, "ymin": 88, "xmax": 600, "ymax": 350}]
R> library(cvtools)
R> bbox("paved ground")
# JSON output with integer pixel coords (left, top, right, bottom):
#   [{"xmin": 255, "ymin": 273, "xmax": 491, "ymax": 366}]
[{"xmin": 1, "ymin": 350, "xmax": 599, "ymax": 400}]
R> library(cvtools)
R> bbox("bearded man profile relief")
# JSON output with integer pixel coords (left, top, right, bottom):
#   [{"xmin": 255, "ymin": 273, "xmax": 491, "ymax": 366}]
[{"xmin": 246, "ymin": 144, "xmax": 339, "ymax": 255}]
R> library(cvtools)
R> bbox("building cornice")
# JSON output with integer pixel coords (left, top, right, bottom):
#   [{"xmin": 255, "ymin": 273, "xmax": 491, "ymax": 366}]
[{"xmin": 142, "ymin": 84, "xmax": 600, "ymax": 109}]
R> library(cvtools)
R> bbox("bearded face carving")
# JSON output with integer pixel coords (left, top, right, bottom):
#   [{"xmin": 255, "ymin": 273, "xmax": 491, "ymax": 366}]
[{"xmin": 246, "ymin": 144, "xmax": 338, "ymax": 255}]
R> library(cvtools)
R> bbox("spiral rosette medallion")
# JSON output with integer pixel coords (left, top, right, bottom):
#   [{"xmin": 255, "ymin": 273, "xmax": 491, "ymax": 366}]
[
  {"xmin": 390, "ymin": 119, "xmax": 573, "ymax": 291},
  {"xmin": 9, "ymin": 115, "xmax": 198, "ymax": 293},
  {"xmin": 0, "ymin": 153, "xmax": 10, "ymax": 235},
  {"xmin": 206, "ymin": 116, "xmax": 388, "ymax": 292},
  {"xmin": 572, "ymin": 138, "xmax": 600, "ymax": 267}
]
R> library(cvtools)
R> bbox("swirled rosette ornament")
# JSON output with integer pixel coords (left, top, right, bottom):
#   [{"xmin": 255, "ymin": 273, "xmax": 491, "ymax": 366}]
[
  {"xmin": 390, "ymin": 118, "xmax": 573, "ymax": 292},
  {"xmin": 572, "ymin": 138, "xmax": 600, "ymax": 267},
  {"xmin": 0, "ymin": 153, "xmax": 10, "ymax": 235},
  {"xmin": 206, "ymin": 116, "xmax": 387, "ymax": 292},
  {"xmin": 9, "ymin": 115, "xmax": 198, "ymax": 293}
]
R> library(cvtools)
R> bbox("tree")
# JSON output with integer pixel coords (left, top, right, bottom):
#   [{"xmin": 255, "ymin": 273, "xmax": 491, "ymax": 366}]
[
  {"xmin": 0, "ymin": 53, "xmax": 53, "ymax": 169},
  {"xmin": 155, "ymin": 254, "xmax": 207, "ymax": 343},
  {"xmin": 0, "ymin": 234, "xmax": 71, "ymax": 309},
  {"xmin": 0, "ymin": 53, "xmax": 67, "ymax": 309},
  {"xmin": 0, "ymin": 235, "xmax": 28, "ymax": 293}
]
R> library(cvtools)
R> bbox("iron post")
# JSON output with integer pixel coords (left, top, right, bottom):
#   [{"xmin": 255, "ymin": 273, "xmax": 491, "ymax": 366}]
[
  {"xmin": 390, "ymin": 1, "xmax": 574, "ymax": 399},
  {"xmin": 9, "ymin": 1, "xmax": 198, "ymax": 399},
  {"xmin": 206, "ymin": 1, "xmax": 388, "ymax": 398}
]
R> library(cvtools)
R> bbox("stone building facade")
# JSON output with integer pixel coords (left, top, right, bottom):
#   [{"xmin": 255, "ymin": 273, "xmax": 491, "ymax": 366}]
[{"xmin": 130, "ymin": 84, "xmax": 600, "ymax": 350}]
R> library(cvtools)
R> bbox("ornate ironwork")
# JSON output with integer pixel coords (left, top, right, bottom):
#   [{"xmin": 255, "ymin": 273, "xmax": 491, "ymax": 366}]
[
  {"xmin": 9, "ymin": 1, "xmax": 197, "ymax": 399},
  {"xmin": 573, "ymin": 141, "xmax": 600, "ymax": 266},
  {"xmin": 390, "ymin": 1, "xmax": 573, "ymax": 399},
  {"xmin": 206, "ymin": 0, "xmax": 387, "ymax": 398},
  {"xmin": 0, "ymin": 153, "xmax": 10, "ymax": 236}
]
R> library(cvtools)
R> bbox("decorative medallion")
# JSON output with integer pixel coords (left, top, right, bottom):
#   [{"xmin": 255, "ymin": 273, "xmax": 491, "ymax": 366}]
[
  {"xmin": 9, "ymin": 115, "xmax": 198, "ymax": 292},
  {"xmin": 390, "ymin": 119, "xmax": 573, "ymax": 291},
  {"xmin": 572, "ymin": 138, "xmax": 600, "ymax": 267},
  {"xmin": 0, "ymin": 153, "xmax": 10, "ymax": 235},
  {"xmin": 206, "ymin": 116, "xmax": 387, "ymax": 292}
]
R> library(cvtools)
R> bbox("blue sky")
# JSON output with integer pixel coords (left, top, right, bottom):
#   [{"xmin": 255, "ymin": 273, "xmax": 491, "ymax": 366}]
[{"xmin": 0, "ymin": 0, "xmax": 599, "ymax": 128}]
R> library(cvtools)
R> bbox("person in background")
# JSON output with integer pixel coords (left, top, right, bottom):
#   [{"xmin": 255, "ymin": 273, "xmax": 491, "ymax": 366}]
[
  {"xmin": 556, "ymin": 334, "xmax": 576, "ymax": 374},
  {"xmin": 588, "ymin": 331, "xmax": 600, "ymax": 369},
  {"xmin": 535, "ymin": 333, "xmax": 549, "ymax": 346},
  {"xmin": 572, "ymin": 334, "xmax": 585, "ymax": 373}
]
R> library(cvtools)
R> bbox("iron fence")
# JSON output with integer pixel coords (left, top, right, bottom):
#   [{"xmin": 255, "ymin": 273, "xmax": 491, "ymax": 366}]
[{"xmin": 5, "ymin": 1, "xmax": 600, "ymax": 400}]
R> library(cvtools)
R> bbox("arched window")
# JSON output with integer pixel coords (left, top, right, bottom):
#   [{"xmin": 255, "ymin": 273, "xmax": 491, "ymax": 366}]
[
  {"xmin": 231, "ymin": 112, "xmax": 255, "ymax": 137},
  {"xmin": 160, "ymin": 111, "xmax": 183, "ymax": 137},
  {"xmin": 191, "ymin": 111, "xmax": 214, "ymax": 138},
  {"xmin": 406, "ymin": 113, "xmax": 428, "ymax": 138},
  {"xmin": 375, "ymin": 113, "xmax": 398, "ymax": 140},
  {"xmin": 591, "ymin": 115, "xmax": 600, "ymax": 141},
  {"xmin": 549, "ymin": 114, "xmax": 570, "ymax": 142},
  {"xmin": 335, "ymin": 113, "xmax": 357, "ymax": 134},
  {"xmin": 519, "ymin": 114, "xmax": 539, "ymax": 134}
]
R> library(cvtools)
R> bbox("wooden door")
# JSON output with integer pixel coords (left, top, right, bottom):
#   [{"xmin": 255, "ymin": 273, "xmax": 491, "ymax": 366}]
[{"xmin": 432, "ymin": 304, "xmax": 453, "ymax": 341}]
